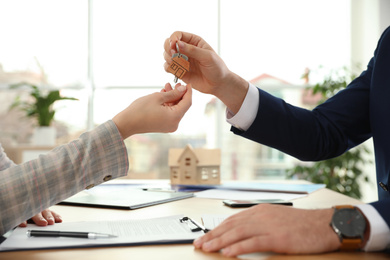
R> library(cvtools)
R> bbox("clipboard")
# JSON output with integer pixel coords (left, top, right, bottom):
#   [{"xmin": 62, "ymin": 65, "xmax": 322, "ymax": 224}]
[
  {"xmin": 58, "ymin": 185, "xmax": 193, "ymax": 209},
  {"xmin": 0, "ymin": 215, "xmax": 204, "ymax": 251}
]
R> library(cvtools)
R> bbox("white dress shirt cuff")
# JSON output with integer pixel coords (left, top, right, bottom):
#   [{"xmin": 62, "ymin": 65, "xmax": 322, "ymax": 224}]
[
  {"xmin": 356, "ymin": 204, "xmax": 390, "ymax": 251},
  {"xmin": 226, "ymin": 83, "xmax": 259, "ymax": 131}
]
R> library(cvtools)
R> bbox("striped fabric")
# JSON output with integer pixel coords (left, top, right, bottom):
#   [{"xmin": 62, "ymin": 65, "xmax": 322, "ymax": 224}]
[{"xmin": 0, "ymin": 120, "xmax": 129, "ymax": 235}]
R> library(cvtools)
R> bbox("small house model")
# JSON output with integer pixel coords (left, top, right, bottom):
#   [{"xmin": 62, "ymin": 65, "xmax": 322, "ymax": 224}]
[{"xmin": 168, "ymin": 144, "xmax": 221, "ymax": 185}]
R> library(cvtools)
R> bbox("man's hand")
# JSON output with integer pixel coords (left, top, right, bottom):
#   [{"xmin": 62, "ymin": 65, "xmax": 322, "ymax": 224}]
[
  {"xmin": 163, "ymin": 31, "xmax": 248, "ymax": 114},
  {"xmin": 193, "ymin": 204, "xmax": 341, "ymax": 257}
]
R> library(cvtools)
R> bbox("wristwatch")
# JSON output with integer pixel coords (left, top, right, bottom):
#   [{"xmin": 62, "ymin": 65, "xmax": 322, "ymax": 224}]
[{"xmin": 330, "ymin": 205, "xmax": 367, "ymax": 250}]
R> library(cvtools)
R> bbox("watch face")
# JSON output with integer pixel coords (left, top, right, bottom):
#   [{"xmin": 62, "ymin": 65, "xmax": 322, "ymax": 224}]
[{"xmin": 332, "ymin": 208, "xmax": 366, "ymax": 238}]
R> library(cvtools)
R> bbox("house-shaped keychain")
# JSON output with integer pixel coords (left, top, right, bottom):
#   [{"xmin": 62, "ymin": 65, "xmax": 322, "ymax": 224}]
[
  {"xmin": 168, "ymin": 144, "xmax": 221, "ymax": 185},
  {"xmin": 167, "ymin": 53, "xmax": 190, "ymax": 81}
]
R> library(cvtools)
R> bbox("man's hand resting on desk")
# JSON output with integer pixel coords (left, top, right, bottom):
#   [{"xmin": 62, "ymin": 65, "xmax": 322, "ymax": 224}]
[
  {"xmin": 193, "ymin": 204, "xmax": 341, "ymax": 257},
  {"xmin": 19, "ymin": 209, "xmax": 62, "ymax": 227}
]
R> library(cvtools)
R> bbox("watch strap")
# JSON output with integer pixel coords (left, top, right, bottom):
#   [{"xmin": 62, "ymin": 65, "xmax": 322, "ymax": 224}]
[
  {"xmin": 334, "ymin": 205, "xmax": 355, "ymax": 210},
  {"xmin": 339, "ymin": 238, "xmax": 363, "ymax": 250}
]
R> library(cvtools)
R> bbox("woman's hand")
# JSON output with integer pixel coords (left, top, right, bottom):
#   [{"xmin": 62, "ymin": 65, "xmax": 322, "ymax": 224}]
[
  {"xmin": 112, "ymin": 83, "xmax": 192, "ymax": 139},
  {"xmin": 19, "ymin": 209, "xmax": 62, "ymax": 227}
]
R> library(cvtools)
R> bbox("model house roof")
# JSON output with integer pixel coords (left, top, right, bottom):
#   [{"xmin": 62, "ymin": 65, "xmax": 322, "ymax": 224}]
[{"xmin": 168, "ymin": 144, "xmax": 220, "ymax": 167}]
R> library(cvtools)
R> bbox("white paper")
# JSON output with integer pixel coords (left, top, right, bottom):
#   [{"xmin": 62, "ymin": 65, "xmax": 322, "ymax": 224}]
[
  {"xmin": 202, "ymin": 214, "xmax": 230, "ymax": 230},
  {"xmin": 194, "ymin": 189, "xmax": 306, "ymax": 200},
  {"xmin": 0, "ymin": 215, "xmax": 203, "ymax": 251}
]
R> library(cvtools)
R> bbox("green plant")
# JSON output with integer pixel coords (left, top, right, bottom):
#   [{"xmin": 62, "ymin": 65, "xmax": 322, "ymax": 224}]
[
  {"xmin": 287, "ymin": 67, "xmax": 371, "ymax": 199},
  {"xmin": 10, "ymin": 83, "xmax": 78, "ymax": 127}
]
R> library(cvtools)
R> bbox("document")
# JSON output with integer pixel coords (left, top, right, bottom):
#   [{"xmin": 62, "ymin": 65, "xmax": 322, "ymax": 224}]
[
  {"xmin": 202, "ymin": 214, "xmax": 229, "ymax": 231},
  {"xmin": 194, "ymin": 189, "xmax": 306, "ymax": 201},
  {"xmin": 0, "ymin": 215, "xmax": 203, "ymax": 251},
  {"xmin": 59, "ymin": 185, "xmax": 193, "ymax": 209},
  {"xmin": 174, "ymin": 182, "xmax": 325, "ymax": 194}
]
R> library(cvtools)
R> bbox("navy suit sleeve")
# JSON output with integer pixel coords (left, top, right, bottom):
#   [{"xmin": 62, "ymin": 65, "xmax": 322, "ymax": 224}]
[
  {"xmin": 231, "ymin": 26, "xmax": 390, "ymax": 230},
  {"xmin": 371, "ymin": 199, "xmax": 390, "ymax": 225},
  {"xmin": 231, "ymin": 64, "xmax": 372, "ymax": 161}
]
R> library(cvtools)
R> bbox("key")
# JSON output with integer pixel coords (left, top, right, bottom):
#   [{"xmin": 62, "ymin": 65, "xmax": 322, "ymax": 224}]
[{"xmin": 167, "ymin": 42, "xmax": 190, "ymax": 83}]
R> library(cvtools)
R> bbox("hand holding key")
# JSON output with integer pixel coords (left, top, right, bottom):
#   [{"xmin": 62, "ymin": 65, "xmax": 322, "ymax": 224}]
[
  {"xmin": 167, "ymin": 42, "xmax": 190, "ymax": 83},
  {"xmin": 164, "ymin": 31, "xmax": 249, "ymax": 114}
]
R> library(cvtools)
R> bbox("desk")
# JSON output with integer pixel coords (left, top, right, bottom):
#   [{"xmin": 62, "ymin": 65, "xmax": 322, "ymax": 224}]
[{"xmin": 1, "ymin": 184, "xmax": 389, "ymax": 260}]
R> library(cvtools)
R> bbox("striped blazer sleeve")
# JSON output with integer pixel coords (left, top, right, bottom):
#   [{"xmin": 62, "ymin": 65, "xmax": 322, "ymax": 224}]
[{"xmin": 0, "ymin": 120, "xmax": 129, "ymax": 235}]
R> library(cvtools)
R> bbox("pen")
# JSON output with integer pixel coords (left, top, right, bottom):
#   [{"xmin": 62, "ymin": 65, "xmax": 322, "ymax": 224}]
[
  {"xmin": 27, "ymin": 230, "xmax": 117, "ymax": 239},
  {"xmin": 142, "ymin": 188, "xmax": 176, "ymax": 193}
]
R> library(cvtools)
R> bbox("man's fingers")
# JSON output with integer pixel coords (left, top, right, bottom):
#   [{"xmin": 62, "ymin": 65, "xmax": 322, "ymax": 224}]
[
  {"xmin": 221, "ymin": 236, "xmax": 275, "ymax": 257},
  {"xmin": 166, "ymin": 31, "xmax": 213, "ymax": 62},
  {"xmin": 176, "ymin": 41, "xmax": 211, "ymax": 63},
  {"xmin": 170, "ymin": 31, "xmax": 207, "ymax": 50},
  {"xmin": 194, "ymin": 215, "xmax": 246, "ymax": 248},
  {"xmin": 200, "ymin": 221, "xmax": 264, "ymax": 252},
  {"xmin": 163, "ymin": 50, "xmax": 172, "ymax": 64}
]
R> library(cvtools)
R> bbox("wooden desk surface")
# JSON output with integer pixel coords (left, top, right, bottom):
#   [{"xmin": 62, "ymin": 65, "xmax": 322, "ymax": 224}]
[{"xmin": 1, "ymin": 183, "xmax": 388, "ymax": 260}]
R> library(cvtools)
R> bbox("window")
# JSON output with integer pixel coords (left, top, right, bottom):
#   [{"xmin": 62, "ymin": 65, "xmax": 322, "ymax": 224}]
[
  {"xmin": 201, "ymin": 168, "xmax": 209, "ymax": 180},
  {"xmin": 185, "ymin": 158, "xmax": 191, "ymax": 166},
  {"xmin": 0, "ymin": 0, "xmax": 352, "ymax": 180}
]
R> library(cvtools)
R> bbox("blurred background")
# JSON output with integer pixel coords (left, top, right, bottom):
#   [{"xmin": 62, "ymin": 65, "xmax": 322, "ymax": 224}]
[{"xmin": 0, "ymin": 0, "xmax": 389, "ymax": 203}]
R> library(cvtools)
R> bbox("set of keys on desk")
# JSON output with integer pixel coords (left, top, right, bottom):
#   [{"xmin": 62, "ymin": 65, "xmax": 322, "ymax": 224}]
[{"xmin": 167, "ymin": 42, "xmax": 190, "ymax": 83}]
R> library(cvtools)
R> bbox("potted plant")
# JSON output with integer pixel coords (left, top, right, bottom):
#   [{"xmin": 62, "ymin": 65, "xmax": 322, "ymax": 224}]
[
  {"xmin": 287, "ymin": 67, "xmax": 371, "ymax": 199},
  {"xmin": 10, "ymin": 82, "xmax": 78, "ymax": 146}
]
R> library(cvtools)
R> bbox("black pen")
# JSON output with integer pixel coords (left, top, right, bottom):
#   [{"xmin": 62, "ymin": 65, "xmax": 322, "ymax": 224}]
[
  {"xmin": 27, "ymin": 230, "xmax": 117, "ymax": 239},
  {"xmin": 142, "ymin": 188, "xmax": 176, "ymax": 193}
]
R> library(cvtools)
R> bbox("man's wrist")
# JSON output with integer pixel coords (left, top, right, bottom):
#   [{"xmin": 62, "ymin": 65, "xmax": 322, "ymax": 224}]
[
  {"xmin": 321, "ymin": 208, "xmax": 342, "ymax": 250},
  {"xmin": 216, "ymin": 72, "xmax": 248, "ymax": 115}
]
